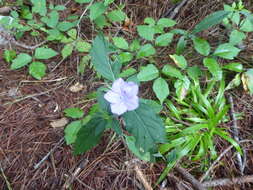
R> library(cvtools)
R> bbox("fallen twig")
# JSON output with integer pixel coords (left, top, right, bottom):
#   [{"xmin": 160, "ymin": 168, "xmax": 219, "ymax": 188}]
[
  {"xmin": 174, "ymin": 166, "xmax": 207, "ymax": 190},
  {"xmin": 203, "ymin": 175, "xmax": 253, "ymax": 187},
  {"xmin": 0, "ymin": 162, "xmax": 12, "ymax": 190},
  {"xmin": 33, "ymin": 137, "xmax": 64, "ymax": 169},
  {"xmin": 134, "ymin": 164, "xmax": 153, "ymax": 190},
  {"xmin": 163, "ymin": 0, "xmax": 189, "ymax": 19}
]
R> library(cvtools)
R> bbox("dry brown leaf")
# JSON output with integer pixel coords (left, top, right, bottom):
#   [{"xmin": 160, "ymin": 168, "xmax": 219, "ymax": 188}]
[
  {"xmin": 50, "ymin": 118, "xmax": 69, "ymax": 128},
  {"xmin": 69, "ymin": 82, "xmax": 84, "ymax": 93}
]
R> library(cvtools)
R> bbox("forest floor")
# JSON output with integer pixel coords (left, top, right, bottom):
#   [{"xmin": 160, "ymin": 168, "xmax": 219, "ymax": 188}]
[{"xmin": 1, "ymin": 0, "xmax": 253, "ymax": 189}]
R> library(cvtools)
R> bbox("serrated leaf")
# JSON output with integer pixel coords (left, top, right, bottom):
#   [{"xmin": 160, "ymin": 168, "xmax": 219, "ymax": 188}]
[
  {"xmin": 192, "ymin": 37, "xmax": 210, "ymax": 56},
  {"xmin": 90, "ymin": 34, "xmax": 121, "ymax": 81},
  {"xmin": 61, "ymin": 44, "xmax": 74, "ymax": 59},
  {"xmin": 203, "ymin": 58, "xmax": 222, "ymax": 80},
  {"xmin": 29, "ymin": 62, "xmax": 46, "ymax": 80},
  {"xmin": 107, "ymin": 10, "xmax": 126, "ymax": 22},
  {"xmin": 112, "ymin": 37, "xmax": 128, "ymax": 50},
  {"xmin": 74, "ymin": 115, "xmax": 107, "ymax": 155},
  {"xmin": 64, "ymin": 107, "xmax": 84, "ymax": 119},
  {"xmin": 137, "ymin": 64, "xmax": 159, "ymax": 81},
  {"xmin": 223, "ymin": 62, "xmax": 243, "ymax": 72},
  {"xmin": 89, "ymin": 2, "xmax": 106, "ymax": 21},
  {"xmin": 192, "ymin": 11, "xmax": 230, "ymax": 34},
  {"xmin": 162, "ymin": 65, "xmax": 183, "ymax": 79},
  {"xmin": 153, "ymin": 77, "xmax": 170, "ymax": 104},
  {"xmin": 169, "ymin": 54, "xmax": 187, "ymax": 69},
  {"xmin": 137, "ymin": 25, "xmax": 155, "ymax": 41},
  {"xmin": 136, "ymin": 44, "xmax": 156, "ymax": 58},
  {"xmin": 3, "ymin": 50, "xmax": 16, "ymax": 63},
  {"xmin": 123, "ymin": 103, "xmax": 166, "ymax": 153},
  {"xmin": 35, "ymin": 47, "xmax": 58, "ymax": 59},
  {"xmin": 155, "ymin": 33, "xmax": 174, "ymax": 47},
  {"xmin": 76, "ymin": 41, "xmax": 91, "ymax": 52},
  {"xmin": 214, "ymin": 43, "xmax": 240, "ymax": 60},
  {"xmin": 11, "ymin": 53, "xmax": 32, "ymax": 70}
]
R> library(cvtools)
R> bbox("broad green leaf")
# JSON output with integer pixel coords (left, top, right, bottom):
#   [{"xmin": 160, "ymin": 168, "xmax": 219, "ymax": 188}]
[
  {"xmin": 137, "ymin": 25, "xmax": 155, "ymax": 41},
  {"xmin": 214, "ymin": 43, "xmax": 240, "ymax": 60},
  {"xmin": 223, "ymin": 62, "xmax": 243, "ymax": 72},
  {"xmin": 176, "ymin": 36, "xmax": 186, "ymax": 55},
  {"xmin": 203, "ymin": 58, "xmax": 222, "ymax": 81},
  {"xmin": 41, "ymin": 11, "xmax": 59, "ymax": 28},
  {"xmin": 3, "ymin": 50, "xmax": 16, "ymax": 63},
  {"xmin": 129, "ymin": 39, "xmax": 140, "ymax": 51},
  {"xmin": 75, "ymin": 0, "xmax": 91, "ymax": 3},
  {"xmin": 94, "ymin": 15, "xmax": 108, "ymax": 28},
  {"xmin": 29, "ymin": 62, "xmax": 46, "ymax": 80},
  {"xmin": 64, "ymin": 107, "xmax": 84, "ymax": 119},
  {"xmin": 76, "ymin": 41, "xmax": 91, "ymax": 52},
  {"xmin": 240, "ymin": 18, "xmax": 253, "ymax": 32},
  {"xmin": 136, "ymin": 44, "xmax": 156, "ymax": 58},
  {"xmin": 35, "ymin": 47, "xmax": 58, "ymax": 59},
  {"xmin": 119, "ymin": 68, "xmax": 136, "ymax": 78},
  {"xmin": 118, "ymin": 52, "xmax": 133, "ymax": 64},
  {"xmin": 107, "ymin": 10, "xmax": 126, "ymax": 22},
  {"xmin": 54, "ymin": 5, "xmax": 66, "ymax": 11},
  {"xmin": 174, "ymin": 76, "xmax": 190, "ymax": 101},
  {"xmin": 112, "ymin": 37, "xmax": 129, "ymax": 50},
  {"xmin": 125, "ymin": 135, "xmax": 152, "ymax": 162},
  {"xmin": 140, "ymin": 99, "xmax": 163, "ymax": 113},
  {"xmin": 192, "ymin": 11, "xmax": 230, "ymax": 34},
  {"xmin": 137, "ymin": 64, "xmax": 159, "ymax": 81},
  {"xmin": 162, "ymin": 65, "xmax": 183, "ymax": 79},
  {"xmin": 169, "ymin": 54, "xmax": 187, "ymax": 69},
  {"xmin": 11, "ymin": 53, "xmax": 32, "ymax": 70},
  {"xmin": 110, "ymin": 118, "xmax": 122, "ymax": 135},
  {"xmin": 157, "ymin": 18, "xmax": 176, "ymax": 29},
  {"xmin": 57, "ymin": 21, "xmax": 76, "ymax": 32},
  {"xmin": 89, "ymin": 2, "xmax": 106, "ymax": 21},
  {"xmin": 153, "ymin": 77, "xmax": 170, "ymax": 104},
  {"xmin": 155, "ymin": 33, "xmax": 174, "ymax": 47},
  {"xmin": 61, "ymin": 44, "xmax": 74, "ymax": 59},
  {"xmin": 229, "ymin": 30, "xmax": 246, "ymax": 45},
  {"xmin": 90, "ymin": 35, "xmax": 121, "ymax": 81},
  {"xmin": 187, "ymin": 66, "xmax": 201, "ymax": 82},
  {"xmin": 64, "ymin": 120, "xmax": 82, "ymax": 145},
  {"xmin": 123, "ymin": 103, "xmax": 166, "ymax": 153},
  {"xmin": 74, "ymin": 115, "xmax": 107, "ymax": 155},
  {"xmin": 67, "ymin": 29, "xmax": 77, "ymax": 39},
  {"xmin": 104, "ymin": 0, "xmax": 114, "ymax": 6},
  {"xmin": 192, "ymin": 37, "xmax": 210, "ymax": 56},
  {"xmin": 31, "ymin": 0, "xmax": 47, "ymax": 16},
  {"xmin": 242, "ymin": 69, "xmax": 253, "ymax": 95}
]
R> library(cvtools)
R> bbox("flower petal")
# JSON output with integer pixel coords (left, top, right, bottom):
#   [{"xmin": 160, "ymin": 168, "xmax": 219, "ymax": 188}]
[
  {"xmin": 111, "ymin": 102, "xmax": 128, "ymax": 115},
  {"xmin": 104, "ymin": 90, "xmax": 121, "ymax": 104},
  {"xmin": 123, "ymin": 81, "xmax": 139, "ymax": 97},
  {"xmin": 124, "ymin": 95, "xmax": 139, "ymax": 111},
  {"xmin": 111, "ymin": 78, "xmax": 125, "ymax": 93}
]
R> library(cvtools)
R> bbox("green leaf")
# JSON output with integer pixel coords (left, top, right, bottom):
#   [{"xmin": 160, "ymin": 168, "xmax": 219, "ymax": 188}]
[
  {"xmin": 112, "ymin": 37, "xmax": 129, "ymax": 50},
  {"xmin": 192, "ymin": 11, "xmax": 230, "ymax": 34},
  {"xmin": 123, "ymin": 103, "xmax": 166, "ymax": 153},
  {"xmin": 61, "ymin": 44, "xmax": 74, "ymax": 59},
  {"xmin": 78, "ymin": 55, "xmax": 90, "ymax": 75},
  {"xmin": 125, "ymin": 135, "xmax": 152, "ymax": 161},
  {"xmin": 90, "ymin": 34, "xmax": 121, "ymax": 81},
  {"xmin": 64, "ymin": 120, "xmax": 82, "ymax": 145},
  {"xmin": 41, "ymin": 11, "xmax": 59, "ymax": 28},
  {"xmin": 119, "ymin": 68, "xmax": 136, "ymax": 78},
  {"xmin": 89, "ymin": 2, "xmax": 106, "ymax": 21},
  {"xmin": 162, "ymin": 65, "xmax": 183, "ymax": 79},
  {"xmin": 29, "ymin": 62, "xmax": 46, "ymax": 80},
  {"xmin": 192, "ymin": 37, "xmax": 210, "ymax": 56},
  {"xmin": 57, "ymin": 21, "xmax": 76, "ymax": 32},
  {"xmin": 203, "ymin": 58, "xmax": 222, "ymax": 81},
  {"xmin": 76, "ymin": 41, "xmax": 91, "ymax": 52},
  {"xmin": 140, "ymin": 99, "xmax": 163, "ymax": 113},
  {"xmin": 153, "ymin": 77, "xmax": 170, "ymax": 104},
  {"xmin": 214, "ymin": 43, "xmax": 240, "ymax": 60},
  {"xmin": 174, "ymin": 76, "xmax": 190, "ymax": 101},
  {"xmin": 136, "ymin": 44, "xmax": 156, "ymax": 58},
  {"xmin": 64, "ymin": 107, "xmax": 84, "ymax": 119},
  {"xmin": 169, "ymin": 54, "xmax": 187, "ymax": 69},
  {"xmin": 187, "ymin": 66, "xmax": 201, "ymax": 82},
  {"xmin": 75, "ymin": 0, "xmax": 91, "ymax": 3},
  {"xmin": 137, "ymin": 64, "xmax": 159, "ymax": 81},
  {"xmin": 129, "ymin": 39, "xmax": 140, "ymax": 51},
  {"xmin": 11, "ymin": 53, "xmax": 32, "ymax": 70},
  {"xmin": 155, "ymin": 33, "xmax": 174, "ymax": 47},
  {"xmin": 118, "ymin": 52, "xmax": 133, "ymax": 64},
  {"xmin": 176, "ymin": 36, "xmax": 186, "ymax": 55},
  {"xmin": 3, "ymin": 50, "xmax": 16, "ymax": 63},
  {"xmin": 31, "ymin": 0, "xmax": 47, "ymax": 16},
  {"xmin": 74, "ymin": 115, "xmax": 107, "ymax": 155},
  {"xmin": 107, "ymin": 10, "xmax": 126, "ymax": 22},
  {"xmin": 34, "ymin": 47, "xmax": 58, "ymax": 59},
  {"xmin": 223, "ymin": 62, "xmax": 243, "ymax": 72},
  {"xmin": 240, "ymin": 18, "xmax": 253, "ymax": 32},
  {"xmin": 229, "ymin": 30, "xmax": 246, "ymax": 45},
  {"xmin": 67, "ymin": 29, "xmax": 77, "ymax": 39},
  {"xmin": 104, "ymin": 0, "xmax": 114, "ymax": 6},
  {"xmin": 137, "ymin": 25, "xmax": 155, "ymax": 41},
  {"xmin": 157, "ymin": 18, "xmax": 176, "ymax": 29},
  {"xmin": 94, "ymin": 15, "xmax": 108, "ymax": 28}
]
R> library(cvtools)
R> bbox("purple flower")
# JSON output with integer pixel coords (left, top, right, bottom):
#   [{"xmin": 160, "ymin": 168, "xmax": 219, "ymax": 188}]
[{"xmin": 104, "ymin": 78, "xmax": 139, "ymax": 115}]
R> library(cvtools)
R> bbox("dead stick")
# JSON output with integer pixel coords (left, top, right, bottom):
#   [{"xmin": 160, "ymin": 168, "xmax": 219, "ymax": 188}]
[
  {"xmin": 134, "ymin": 164, "xmax": 153, "ymax": 190},
  {"xmin": 203, "ymin": 175, "xmax": 253, "ymax": 187},
  {"xmin": 174, "ymin": 166, "xmax": 207, "ymax": 190}
]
